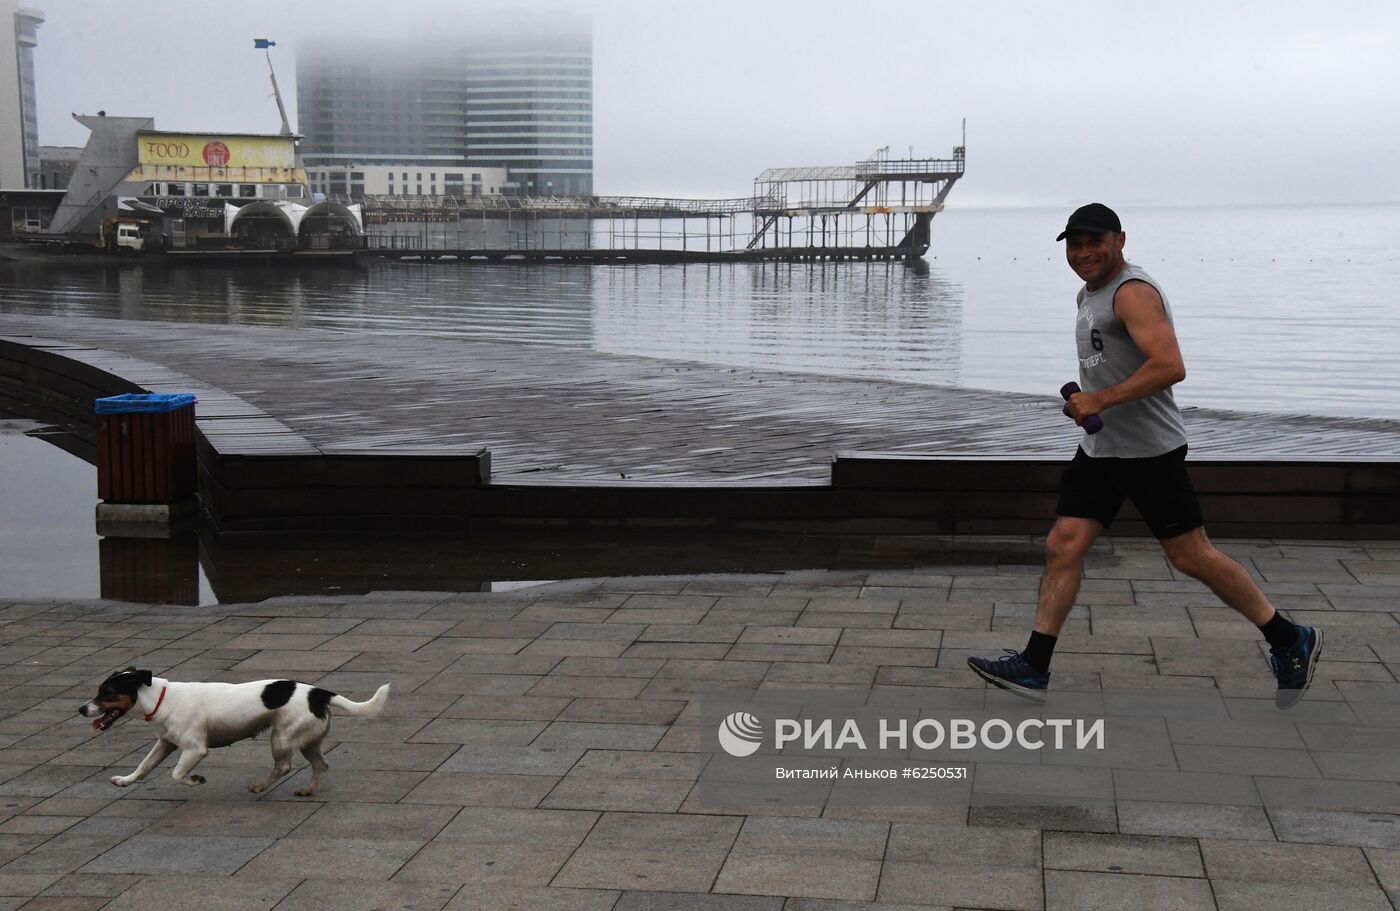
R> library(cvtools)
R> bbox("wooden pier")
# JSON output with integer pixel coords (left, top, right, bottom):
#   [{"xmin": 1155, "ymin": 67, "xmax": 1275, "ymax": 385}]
[
  {"xmin": 4, "ymin": 314, "xmax": 1400, "ymax": 538},
  {"xmin": 353, "ymin": 148, "xmax": 966, "ymax": 263}
]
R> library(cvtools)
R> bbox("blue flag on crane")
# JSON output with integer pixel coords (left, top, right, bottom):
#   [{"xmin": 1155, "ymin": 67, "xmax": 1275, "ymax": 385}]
[{"xmin": 253, "ymin": 38, "xmax": 276, "ymax": 49}]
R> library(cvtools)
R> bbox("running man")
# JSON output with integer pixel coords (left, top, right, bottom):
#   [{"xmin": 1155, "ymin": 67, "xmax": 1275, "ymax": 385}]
[{"xmin": 967, "ymin": 203, "xmax": 1323, "ymax": 709}]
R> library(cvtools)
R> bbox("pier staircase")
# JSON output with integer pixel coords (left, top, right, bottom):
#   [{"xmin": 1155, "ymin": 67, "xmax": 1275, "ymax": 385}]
[{"xmin": 746, "ymin": 146, "xmax": 965, "ymax": 257}]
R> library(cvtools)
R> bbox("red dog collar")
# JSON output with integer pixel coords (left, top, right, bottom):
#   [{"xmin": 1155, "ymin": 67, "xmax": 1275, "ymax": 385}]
[{"xmin": 144, "ymin": 686, "xmax": 167, "ymax": 722}]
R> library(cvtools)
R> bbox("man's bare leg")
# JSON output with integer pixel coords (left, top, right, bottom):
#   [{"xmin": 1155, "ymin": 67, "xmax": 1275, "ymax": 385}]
[
  {"xmin": 1033, "ymin": 516, "xmax": 1105, "ymax": 636},
  {"xmin": 1158, "ymin": 527, "xmax": 1273, "ymax": 624},
  {"xmin": 968, "ymin": 516, "xmax": 1102, "ymax": 700}
]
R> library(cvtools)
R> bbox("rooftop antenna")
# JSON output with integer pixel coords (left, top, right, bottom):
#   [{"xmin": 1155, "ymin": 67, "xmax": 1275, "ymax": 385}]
[{"xmin": 255, "ymin": 38, "xmax": 292, "ymax": 136}]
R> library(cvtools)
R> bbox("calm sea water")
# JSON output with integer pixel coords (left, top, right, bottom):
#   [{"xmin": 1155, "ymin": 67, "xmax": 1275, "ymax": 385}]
[{"xmin": 2, "ymin": 203, "xmax": 1397, "ymax": 419}]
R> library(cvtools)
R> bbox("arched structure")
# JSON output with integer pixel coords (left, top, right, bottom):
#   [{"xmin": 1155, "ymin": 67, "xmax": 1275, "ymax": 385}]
[
  {"xmin": 298, "ymin": 201, "xmax": 362, "ymax": 248},
  {"xmin": 228, "ymin": 202, "xmax": 296, "ymax": 244}
]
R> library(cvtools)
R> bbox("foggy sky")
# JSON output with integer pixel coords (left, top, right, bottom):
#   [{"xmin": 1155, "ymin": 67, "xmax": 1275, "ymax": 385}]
[{"xmin": 29, "ymin": 0, "xmax": 1400, "ymax": 206}]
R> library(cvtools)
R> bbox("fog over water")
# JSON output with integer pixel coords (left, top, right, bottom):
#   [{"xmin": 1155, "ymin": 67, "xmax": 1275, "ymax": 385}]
[{"xmin": 30, "ymin": 0, "xmax": 1400, "ymax": 205}]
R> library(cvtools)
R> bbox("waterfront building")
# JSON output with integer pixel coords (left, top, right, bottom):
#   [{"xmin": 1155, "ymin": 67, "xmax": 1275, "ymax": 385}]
[
  {"xmin": 304, "ymin": 163, "xmax": 509, "ymax": 200},
  {"xmin": 0, "ymin": 1, "xmax": 43, "ymax": 189},
  {"xmin": 296, "ymin": 14, "xmax": 592, "ymax": 197},
  {"xmin": 48, "ymin": 115, "xmax": 323, "ymax": 248}
]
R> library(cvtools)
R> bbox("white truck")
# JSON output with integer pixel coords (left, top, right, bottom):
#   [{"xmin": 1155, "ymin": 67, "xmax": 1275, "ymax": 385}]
[{"xmin": 113, "ymin": 222, "xmax": 144, "ymax": 254}]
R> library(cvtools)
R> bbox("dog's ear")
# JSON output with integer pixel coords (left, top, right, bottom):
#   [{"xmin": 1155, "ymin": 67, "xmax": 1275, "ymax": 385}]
[
  {"xmin": 122, "ymin": 666, "xmax": 136, "ymax": 673},
  {"xmin": 137, "ymin": 670, "xmax": 153, "ymax": 688}
]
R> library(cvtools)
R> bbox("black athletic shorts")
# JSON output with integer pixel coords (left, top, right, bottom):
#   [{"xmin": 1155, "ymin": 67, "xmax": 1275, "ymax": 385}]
[{"xmin": 1055, "ymin": 444, "xmax": 1203, "ymax": 540}]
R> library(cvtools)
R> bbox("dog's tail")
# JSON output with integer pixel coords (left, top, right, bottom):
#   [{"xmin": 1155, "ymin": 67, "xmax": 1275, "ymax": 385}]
[{"xmin": 329, "ymin": 684, "xmax": 390, "ymax": 718}]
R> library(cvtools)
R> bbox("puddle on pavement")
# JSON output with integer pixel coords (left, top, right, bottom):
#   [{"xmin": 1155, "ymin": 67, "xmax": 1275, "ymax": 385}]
[{"xmin": 1, "ymin": 418, "xmax": 1042, "ymax": 606}]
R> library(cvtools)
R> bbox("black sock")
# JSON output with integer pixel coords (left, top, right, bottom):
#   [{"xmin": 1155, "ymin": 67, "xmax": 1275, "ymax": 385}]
[
  {"xmin": 1023, "ymin": 631, "xmax": 1058, "ymax": 673},
  {"xmin": 1259, "ymin": 612, "xmax": 1299, "ymax": 651}
]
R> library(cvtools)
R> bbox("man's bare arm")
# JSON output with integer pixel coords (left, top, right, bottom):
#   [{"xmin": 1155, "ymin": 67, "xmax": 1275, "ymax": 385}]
[{"xmin": 1066, "ymin": 280, "xmax": 1186, "ymax": 421}]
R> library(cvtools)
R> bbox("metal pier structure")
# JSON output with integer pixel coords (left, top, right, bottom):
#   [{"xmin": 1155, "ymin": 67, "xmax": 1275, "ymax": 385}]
[{"xmin": 356, "ymin": 145, "xmax": 966, "ymax": 263}]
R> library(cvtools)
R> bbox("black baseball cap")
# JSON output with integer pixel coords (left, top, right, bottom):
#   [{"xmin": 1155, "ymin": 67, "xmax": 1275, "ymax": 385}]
[{"xmin": 1056, "ymin": 203, "xmax": 1121, "ymax": 241}]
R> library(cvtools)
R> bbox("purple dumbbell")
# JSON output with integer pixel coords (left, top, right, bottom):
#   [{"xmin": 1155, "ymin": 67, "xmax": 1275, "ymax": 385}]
[{"xmin": 1060, "ymin": 382, "xmax": 1104, "ymax": 434}]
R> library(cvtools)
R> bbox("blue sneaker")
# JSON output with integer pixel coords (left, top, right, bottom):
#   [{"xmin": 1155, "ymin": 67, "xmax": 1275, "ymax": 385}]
[
  {"xmin": 967, "ymin": 649, "xmax": 1050, "ymax": 703},
  {"xmin": 1270, "ymin": 626, "xmax": 1324, "ymax": 710}
]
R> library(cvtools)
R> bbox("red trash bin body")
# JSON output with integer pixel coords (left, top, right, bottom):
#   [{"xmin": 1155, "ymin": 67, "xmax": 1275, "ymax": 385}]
[{"xmin": 95, "ymin": 394, "xmax": 197, "ymax": 504}]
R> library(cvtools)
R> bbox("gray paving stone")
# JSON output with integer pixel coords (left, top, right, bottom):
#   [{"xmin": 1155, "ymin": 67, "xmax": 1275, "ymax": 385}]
[
  {"xmin": 529, "ymin": 677, "xmax": 649, "ymax": 700},
  {"xmin": 1112, "ymin": 769, "xmax": 1262, "ymax": 806},
  {"xmin": 1364, "ymin": 845, "xmax": 1400, "ymax": 894},
  {"xmin": 275, "ymin": 879, "xmax": 462, "ymax": 911},
  {"xmin": 730, "ymin": 817, "xmax": 887, "ymax": 859},
  {"xmin": 520, "ymin": 639, "xmax": 633, "ymax": 658},
  {"xmin": 395, "ymin": 841, "xmax": 577, "ymax": 886},
  {"xmin": 968, "ymin": 803, "xmax": 1118, "ymax": 833},
  {"xmin": 541, "ymin": 776, "xmax": 693, "ymax": 812},
  {"xmin": 1174, "ymin": 744, "xmax": 1321, "ymax": 778},
  {"xmin": 1044, "ymin": 869, "xmax": 1215, "ymax": 910},
  {"xmin": 99, "ymin": 874, "xmax": 299, "ymax": 911},
  {"xmin": 289, "ymin": 801, "xmax": 460, "ymax": 840},
  {"xmin": 141, "ymin": 799, "xmax": 317, "ymax": 838},
  {"xmin": 638, "ymin": 625, "xmax": 745, "ymax": 644},
  {"xmin": 401, "ymin": 771, "xmax": 560, "ymax": 808},
  {"xmin": 1200, "ymin": 838, "xmax": 1376, "ymax": 884},
  {"xmin": 36, "ymin": 872, "xmax": 141, "ymax": 898},
  {"xmin": 551, "ymin": 847, "xmax": 720, "ymax": 893},
  {"xmin": 727, "ymin": 645, "xmax": 836, "ymax": 664},
  {"xmin": 1211, "ymin": 880, "xmax": 1391, "ymax": 910},
  {"xmin": 876, "ymin": 862, "xmax": 1043, "ymax": 910},
  {"xmin": 443, "ymin": 885, "xmax": 620, "ymax": 911},
  {"xmin": 437, "ymin": 655, "xmax": 562, "ymax": 677},
  {"xmin": 410, "ymin": 718, "xmax": 549, "ymax": 745},
  {"xmin": 1268, "ymin": 807, "xmax": 1400, "ymax": 848},
  {"xmin": 531, "ymin": 723, "xmax": 666, "ymax": 752},
  {"xmin": 434, "ymin": 807, "xmax": 596, "ymax": 846},
  {"xmin": 1044, "ymin": 831, "xmax": 1204, "ymax": 876},
  {"xmin": 557, "ymin": 699, "xmax": 684, "ymax": 725},
  {"xmin": 884, "ymin": 823, "xmax": 1038, "ymax": 865},
  {"xmin": 238, "ymin": 836, "xmax": 424, "ymax": 880},
  {"xmin": 624, "ymin": 642, "xmax": 732, "ymax": 660},
  {"xmin": 781, "ymin": 901, "xmax": 955, "ymax": 911},
  {"xmin": 613, "ymin": 893, "xmax": 781, "ymax": 911},
  {"xmin": 439, "ymin": 746, "xmax": 586, "ymax": 777},
  {"xmin": 81, "ymin": 835, "xmax": 275, "ymax": 875},
  {"xmin": 325, "ymin": 741, "xmax": 459, "ymax": 771},
  {"xmin": 1118, "ymin": 801, "xmax": 1276, "ymax": 841},
  {"xmin": 714, "ymin": 853, "xmax": 881, "ymax": 901},
  {"xmin": 570, "ymin": 750, "xmax": 708, "ymax": 781},
  {"xmin": 1255, "ymin": 776, "xmax": 1400, "ymax": 813},
  {"xmin": 264, "ymin": 768, "xmax": 428, "ymax": 803}
]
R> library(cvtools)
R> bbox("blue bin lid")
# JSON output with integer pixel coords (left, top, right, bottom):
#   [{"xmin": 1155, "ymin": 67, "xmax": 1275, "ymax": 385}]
[{"xmin": 95, "ymin": 393, "xmax": 198, "ymax": 414}]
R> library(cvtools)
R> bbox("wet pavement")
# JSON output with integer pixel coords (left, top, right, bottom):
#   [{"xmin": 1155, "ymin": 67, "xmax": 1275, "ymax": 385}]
[{"xmin": 0, "ymin": 535, "xmax": 1397, "ymax": 909}]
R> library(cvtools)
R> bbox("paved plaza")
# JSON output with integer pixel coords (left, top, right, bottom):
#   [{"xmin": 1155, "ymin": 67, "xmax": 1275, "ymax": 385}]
[{"xmin": 0, "ymin": 535, "xmax": 1397, "ymax": 910}]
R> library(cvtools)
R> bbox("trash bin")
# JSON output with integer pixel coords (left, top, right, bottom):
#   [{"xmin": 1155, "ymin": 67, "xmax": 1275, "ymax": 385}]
[{"xmin": 95, "ymin": 393, "xmax": 198, "ymax": 504}]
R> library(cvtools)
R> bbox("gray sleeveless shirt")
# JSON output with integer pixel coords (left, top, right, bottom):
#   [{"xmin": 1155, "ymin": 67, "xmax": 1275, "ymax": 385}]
[{"xmin": 1074, "ymin": 263, "xmax": 1189, "ymax": 458}]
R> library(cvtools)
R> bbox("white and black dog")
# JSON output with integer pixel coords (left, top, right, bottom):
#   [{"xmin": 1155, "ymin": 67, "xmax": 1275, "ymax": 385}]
[{"xmin": 79, "ymin": 668, "xmax": 389, "ymax": 796}]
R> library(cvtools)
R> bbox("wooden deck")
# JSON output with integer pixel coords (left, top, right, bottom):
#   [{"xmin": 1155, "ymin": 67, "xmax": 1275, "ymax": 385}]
[{"xmin": 3, "ymin": 313, "xmax": 1400, "ymax": 535}]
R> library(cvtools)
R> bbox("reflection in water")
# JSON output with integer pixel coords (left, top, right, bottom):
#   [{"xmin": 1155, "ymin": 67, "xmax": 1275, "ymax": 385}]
[
  {"xmin": 6, "ymin": 204, "xmax": 1400, "ymax": 417},
  {"xmin": 1, "ymin": 420, "xmax": 217, "ymax": 603},
  {"xmin": 3, "ymin": 421, "xmax": 1039, "ymax": 606},
  {"xmin": 593, "ymin": 261, "xmax": 962, "ymax": 385},
  {"xmin": 100, "ymin": 534, "xmax": 201, "ymax": 605},
  {"xmin": 0, "ymin": 258, "xmax": 958, "ymax": 382}
]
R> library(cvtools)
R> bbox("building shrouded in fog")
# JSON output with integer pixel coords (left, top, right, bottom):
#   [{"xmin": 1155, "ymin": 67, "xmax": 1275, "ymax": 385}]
[
  {"xmin": 296, "ymin": 14, "xmax": 592, "ymax": 197},
  {"xmin": 0, "ymin": 1, "xmax": 43, "ymax": 189}
]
